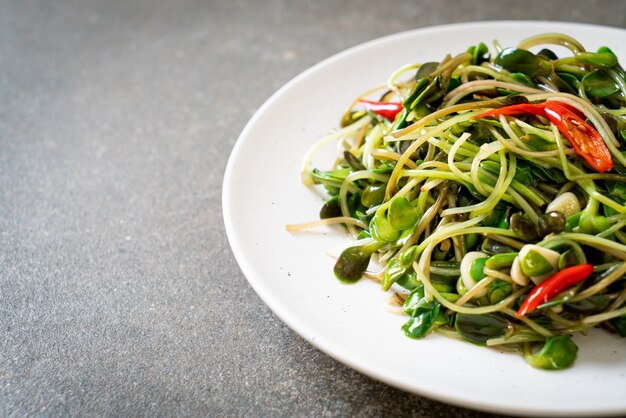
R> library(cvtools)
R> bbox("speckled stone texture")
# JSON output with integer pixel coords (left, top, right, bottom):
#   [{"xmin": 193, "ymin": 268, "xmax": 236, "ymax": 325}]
[{"xmin": 1, "ymin": 0, "xmax": 624, "ymax": 416}]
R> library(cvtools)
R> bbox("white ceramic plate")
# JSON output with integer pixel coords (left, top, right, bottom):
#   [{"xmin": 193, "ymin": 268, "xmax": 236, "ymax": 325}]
[{"xmin": 223, "ymin": 21, "xmax": 626, "ymax": 416}]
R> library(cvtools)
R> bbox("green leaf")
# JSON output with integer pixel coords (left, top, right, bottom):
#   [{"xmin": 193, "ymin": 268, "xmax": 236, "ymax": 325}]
[
  {"xmin": 481, "ymin": 238, "xmax": 517, "ymax": 254},
  {"xmin": 524, "ymin": 336, "xmax": 578, "ymax": 370},
  {"xmin": 482, "ymin": 207, "xmax": 505, "ymax": 228},
  {"xmin": 487, "ymin": 280, "xmax": 513, "ymax": 304},
  {"xmin": 370, "ymin": 213, "xmax": 400, "ymax": 242},
  {"xmin": 481, "ymin": 160, "xmax": 537, "ymax": 186},
  {"xmin": 604, "ymin": 204, "xmax": 619, "ymax": 218},
  {"xmin": 558, "ymin": 249, "xmax": 581, "ymax": 270},
  {"xmin": 403, "ymin": 77, "xmax": 430, "ymax": 108},
  {"xmin": 607, "ymin": 181, "xmax": 626, "ymax": 203},
  {"xmin": 319, "ymin": 195, "xmax": 341, "ymax": 219},
  {"xmin": 578, "ymin": 213, "xmax": 610, "ymax": 235},
  {"xmin": 347, "ymin": 191, "xmax": 364, "ymax": 218},
  {"xmin": 409, "ymin": 77, "xmax": 439, "ymax": 110},
  {"xmin": 537, "ymin": 48, "xmax": 558, "ymax": 60},
  {"xmin": 360, "ymin": 184, "xmax": 386, "ymax": 208},
  {"xmin": 577, "ymin": 51, "xmax": 618, "ymax": 67},
  {"xmin": 342, "ymin": 150, "xmax": 366, "ymax": 171},
  {"xmin": 388, "ymin": 196, "xmax": 418, "ymax": 230},
  {"xmin": 334, "ymin": 246, "xmax": 372, "ymax": 283},
  {"xmin": 512, "ymin": 161, "xmax": 534, "ymax": 186},
  {"xmin": 382, "ymin": 259, "xmax": 406, "ymax": 291},
  {"xmin": 441, "ymin": 292, "xmax": 461, "ymax": 303},
  {"xmin": 467, "ymin": 42, "xmax": 490, "ymax": 65},
  {"xmin": 446, "ymin": 75, "xmax": 462, "ymax": 93},
  {"xmin": 479, "ymin": 160, "xmax": 501, "ymax": 176},
  {"xmin": 402, "ymin": 286, "xmax": 441, "ymax": 339},
  {"xmin": 610, "ymin": 315, "xmax": 626, "ymax": 337},
  {"xmin": 431, "ymin": 281, "xmax": 454, "ymax": 294},
  {"xmin": 415, "ymin": 62, "xmax": 439, "ymax": 81},
  {"xmin": 527, "ymin": 163, "xmax": 566, "ymax": 184},
  {"xmin": 430, "ymin": 273, "xmax": 457, "ymax": 293},
  {"xmin": 496, "ymin": 211, "xmax": 510, "ymax": 229},
  {"xmin": 465, "ymin": 233, "xmax": 480, "ymax": 251},
  {"xmin": 565, "ymin": 295, "xmax": 612, "ymax": 314},
  {"xmin": 597, "ymin": 46, "xmax": 617, "ymax": 55},
  {"xmin": 396, "ymin": 269, "xmax": 420, "ymax": 291},
  {"xmin": 384, "ymin": 246, "xmax": 421, "ymax": 290},
  {"xmin": 582, "ymin": 69, "xmax": 620, "ymax": 98},
  {"xmin": 555, "ymin": 72, "xmax": 579, "ymax": 93},
  {"xmin": 510, "ymin": 72, "xmax": 536, "ymax": 87},
  {"xmin": 402, "ymin": 286, "xmax": 428, "ymax": 316},
  {"xmin": 494, "ymin": 48, "xmax": 547, "ymax": 78},
  {"xmin": 400, "ymin": 246, "xmax": 418, "ymax": 265},
  {"xmin": 455, "ymin": 313, "xmax": 509, "ymax": 345},
  {"xmin": 402, "ymin": 305, "xmax": 440, "ymax": 339},
  {"xmin": 522, "ymin": 133, "xmax": 557, "ymax": 151},
  {"xmin": 310, "ymin": 168, "xmax": 350, "ymax": 184},
  {"xmin": 564, "ymin": 212, "xmax": 581, "ymax": 232},
  {"xmin": 392, "ymin": 107, "xmax": 409, "ymax": 130}
]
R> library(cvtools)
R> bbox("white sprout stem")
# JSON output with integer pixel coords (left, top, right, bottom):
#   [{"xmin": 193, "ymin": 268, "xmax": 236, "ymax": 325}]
[
  {"xmin": 363, "ymin": 123, "xmax": 385, "ymax": 170},
  {"xmin": 300, "ymin": 116, "xmax": 372, "ymax": 185},
  {"xmin": 285, "ymin": 217, "xmax": 368, "ymax": 232},
  {"xmin": 443, "ymin": 80, "xmax": 543, "ymax": 106},
  {"xmin": 583, "ymin": 305, "xmax": 626, "ymax": 325}
]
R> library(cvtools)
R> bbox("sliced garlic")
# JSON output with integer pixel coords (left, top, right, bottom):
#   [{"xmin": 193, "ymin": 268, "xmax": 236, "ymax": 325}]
[
  {"xmin": 546, "ymin": 192, "xmax": 581, "ymax": 218},
  {"xmin": 510, "ymin": 256, "xmax": 530, "ymax": 286},
  {"xmin": 519, "ymin": 244, "xmax": 561, "ymax": 285},
  {"xmin": 460, "ymin": 251, "xmax": 488, "ymax": 297}
]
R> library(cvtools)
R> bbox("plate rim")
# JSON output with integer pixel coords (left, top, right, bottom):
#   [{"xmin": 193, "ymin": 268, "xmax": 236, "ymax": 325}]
[{"xmin": 223, "ymin": 21, "xmax": 626, "ymax": 416}]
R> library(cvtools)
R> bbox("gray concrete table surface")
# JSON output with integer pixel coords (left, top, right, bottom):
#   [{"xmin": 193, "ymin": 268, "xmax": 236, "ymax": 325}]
[{"xmin": 1, "ymin": 0, "xmax": 624, "ymax": 416}]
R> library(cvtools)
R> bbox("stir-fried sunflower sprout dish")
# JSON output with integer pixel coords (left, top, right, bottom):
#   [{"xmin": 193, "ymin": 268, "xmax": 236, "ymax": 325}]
[{"xmin": 286, "ymin": 33, "xmax": 626, "ymax": 370}]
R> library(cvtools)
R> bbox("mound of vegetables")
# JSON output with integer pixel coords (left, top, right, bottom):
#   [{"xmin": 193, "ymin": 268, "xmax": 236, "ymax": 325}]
[{"xmin": 289, "ymin": 33, "xmax": 626, "ymax": 370}]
